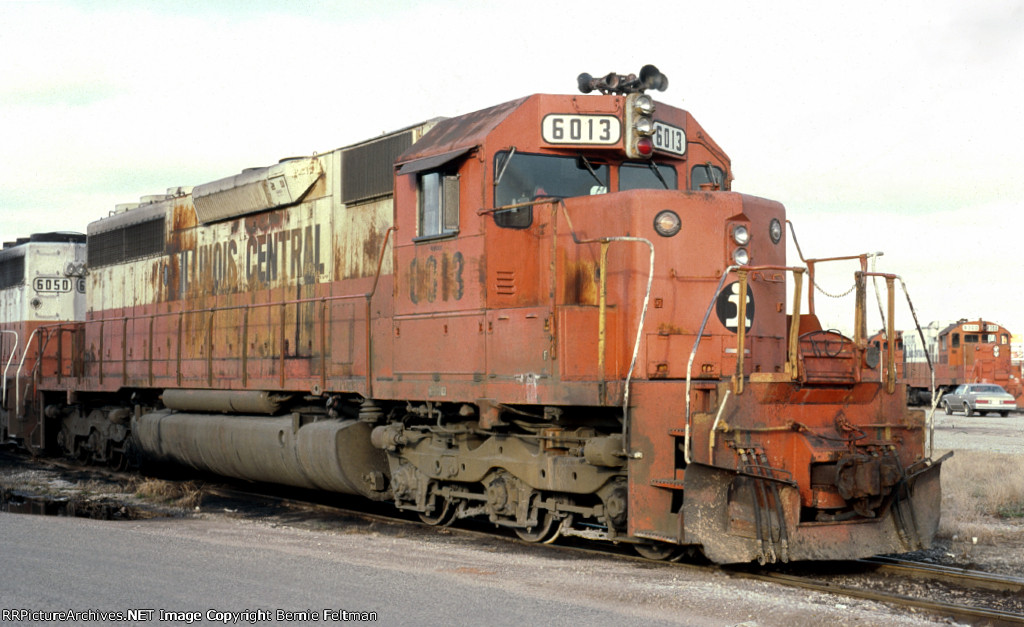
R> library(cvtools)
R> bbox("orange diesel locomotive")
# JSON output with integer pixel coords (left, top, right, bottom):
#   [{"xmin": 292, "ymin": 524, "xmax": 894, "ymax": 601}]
[
  {"xmin": 870, "ymin": 319, "xmax": 1022, "ymax": 406},
  {"xmin": 9, "ymin": 67, "xmax": 946, "ymax": 564}
]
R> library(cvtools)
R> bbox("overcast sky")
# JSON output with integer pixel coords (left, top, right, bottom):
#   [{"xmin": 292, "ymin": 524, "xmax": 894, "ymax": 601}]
[{"xmin": 1, "ymin": 0, "xmax": 1022, "ymax": 337}]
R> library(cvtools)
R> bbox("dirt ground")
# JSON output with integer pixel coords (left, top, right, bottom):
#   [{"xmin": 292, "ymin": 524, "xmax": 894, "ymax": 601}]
[
  {"xmin": 922, "ymin": 410, "xmax": 1024, "ymax": 577},
  {"xmin": 931, "ymin": 409, "xmax": 1024, "ymax": 455}
]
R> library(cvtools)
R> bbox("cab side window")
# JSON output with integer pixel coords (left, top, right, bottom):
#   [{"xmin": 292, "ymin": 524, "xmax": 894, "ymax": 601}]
[
  {"xmin": 418, "ymin": 170, "xmax": 459, "ymax": 238},
  {"xmin": 691, "ymin": 163, "xmax": 728, "ymax": 190}
]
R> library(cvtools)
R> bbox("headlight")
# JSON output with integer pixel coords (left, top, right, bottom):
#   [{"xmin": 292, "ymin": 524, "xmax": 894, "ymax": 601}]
[
  {"xmin": 633, "ymin": 116, "xmax": 654, "ymax": 136},
  {"xmin": 653, "ymin": 210, "xmax": 681, "ymax": 237},
  {"xmin": 733, "ymin": 247, "xmax": 749, "ymax": 265},
  {"xmin": 769, "ymin": 218, "xmax": 782, "ymax": 244},
  {"xmin": 732, "ymin": 224, "xmax": 750, "ymax": 245}
]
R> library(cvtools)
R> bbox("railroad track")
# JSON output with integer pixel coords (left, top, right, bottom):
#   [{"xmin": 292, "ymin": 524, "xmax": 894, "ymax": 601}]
[
  {"xmin": 862, "ymin": 554, "xmax": 1024, "ymax": 594},
  {"xmin": 727, "ymin": 556, "xmax": 1024, "ymax": 625},
  {"xmin": 7, "ymin": 448, "xmax": 1024, "ymax": 624},
  {"xmin": 211, "ymin": 485, "xmax": 1024, "ymax": 625},
  {"xmin": 106, "ymin": 471, "xmax": 1024, "ymax": 625}
]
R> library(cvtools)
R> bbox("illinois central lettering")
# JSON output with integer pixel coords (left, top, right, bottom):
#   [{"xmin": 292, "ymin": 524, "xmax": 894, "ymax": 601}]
[{"xmin": 246, "ymin": 224, "xmax": 325, "ymax": 283}]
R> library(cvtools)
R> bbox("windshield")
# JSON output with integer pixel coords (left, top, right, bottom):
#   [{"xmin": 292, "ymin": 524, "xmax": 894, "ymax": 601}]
[
  {"xmin": 620, "ymin": 162, "xmax": 677, "ymax": 191},
  {"xmin": 494, "ymin": 152, "xmax": 608, "ymax": 207},
  {"xmin": 973, "ymin": 385, "xmax": 1006, "ymax": 394}
]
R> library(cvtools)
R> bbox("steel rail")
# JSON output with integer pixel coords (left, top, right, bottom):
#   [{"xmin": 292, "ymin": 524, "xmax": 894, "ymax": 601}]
[
  {"xmin": 725, "ymin": 563, "xmax": 1024, "ymax": 625},
  {"xmin": 859, "ymin": 555, "xmax": 1024, "ymax": 593}
]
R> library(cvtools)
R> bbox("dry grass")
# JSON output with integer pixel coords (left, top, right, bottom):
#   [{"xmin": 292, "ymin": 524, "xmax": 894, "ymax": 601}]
[
  {"xmin": 130, "ymin": 477, "xmax": 204, "ymax": 510},
  {"xmin": 938, "ymin": 449, "xmax": 1024, "ymax": 543}
]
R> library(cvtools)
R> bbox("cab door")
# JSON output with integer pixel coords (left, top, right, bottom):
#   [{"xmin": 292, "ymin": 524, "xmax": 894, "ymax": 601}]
[
  {"xmin": 392, "ymin": 156, "xmax": 486, "ymax": 397},
  {"xmin": 484, "ymin": 196, "xmax": 552, "ymax": 393}
]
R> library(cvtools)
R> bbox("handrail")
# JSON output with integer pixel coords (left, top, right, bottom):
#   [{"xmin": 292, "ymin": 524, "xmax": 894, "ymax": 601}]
[
  {"xmin": 15, "ymin": 326, "xmax": 43, "ymax": 416},
  {"xmin": 556, "ymin": 200, "xmax": 654, "ymax": 456},
  {"xmin": 862, "ymin": 270, "xmax": 937, "ymax": 454},
  {"xmin": 683, "ymin": 264, "xmax": 805, "ymax": 464},
  {"xmin": 36, "ymin": 226, "xmax": 398, "ymax": 399},
  {"xmin": 787, "ymin": 220, "xmax": 882, "ymax": 315},
  {"xmin": 1, "ymin": 329, "xmax": 19, "ymax": 407},
  {"xmin": 680, "ymin": 261, "xmax": 932, "ymax": 464}
]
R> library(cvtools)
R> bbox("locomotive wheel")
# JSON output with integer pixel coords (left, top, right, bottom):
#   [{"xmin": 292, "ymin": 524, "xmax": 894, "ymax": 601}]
[
  {"xmin": 943, "ymin": 401, "xmax": 952, "ymax": 415},
  {"xmin": 633, "ymin": 541, "xmax": 680, "ymax": 561},
  {"xmin": 514, "ymin": 510, "xmax": 560, "ymax": 544},
  {"xmin": 418, "ymin": 491, "xmax": 456, "ymax": 526}
]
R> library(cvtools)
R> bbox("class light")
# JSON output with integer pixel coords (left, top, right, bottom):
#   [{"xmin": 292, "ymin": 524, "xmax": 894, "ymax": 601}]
[
  {"xmin": 769, "ymin": 218, "xmax": 782, "ymax": 244},
  {"xmin": 636, "ymin": 137, "xmax": 654, "ymax": 156},
  {"xmin": 653, "ymin": 210, "xmax": 681, "ymax": 237}
]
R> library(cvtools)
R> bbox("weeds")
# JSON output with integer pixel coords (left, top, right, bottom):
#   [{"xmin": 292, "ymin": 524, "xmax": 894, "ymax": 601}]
[
  {"xmin": 938, "ymin": 449, "xmax": 1024, "ymax": 542},
  {"xmin": 997, "ymin": 504, "xmax": 1024, "ymax": 519},
  {"xmin": 131, "ymin": 477, "xmax": 203, "ymax": 509}
]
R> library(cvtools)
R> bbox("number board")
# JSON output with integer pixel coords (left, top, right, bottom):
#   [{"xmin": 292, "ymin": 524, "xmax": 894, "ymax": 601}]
[
  {"xmin": 541, "ymin": 114, "xmax": 621, "ymax": 145},
  {"xmin": 33, "ymin": 277, "xmax": 73, "ymax": 293},
  {"xmin": 652, "ymin": 122, "xmax": 686, "ymax": 156}
]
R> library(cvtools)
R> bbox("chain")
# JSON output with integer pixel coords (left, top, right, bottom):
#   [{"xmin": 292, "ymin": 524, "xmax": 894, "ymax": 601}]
[{"xmin": 813, "ymin": 279, "xmax": 856, "ymax": 299}]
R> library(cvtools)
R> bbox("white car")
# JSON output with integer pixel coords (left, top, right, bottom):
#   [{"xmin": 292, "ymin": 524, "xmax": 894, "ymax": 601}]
[{"xmin": 943, "ymin": 383, "xmax": 1018, "ymax": 417}]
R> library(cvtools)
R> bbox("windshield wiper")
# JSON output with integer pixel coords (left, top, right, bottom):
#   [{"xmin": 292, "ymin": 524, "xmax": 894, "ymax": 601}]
[
  {"xmin": 647, "ymin": 160, "xmax": 669, "ymax": 189},
  {"xmin": 577, "ymin": 154, "xmax": 605, "ymax": 187},
  {"xmin": 495, "ymin": 147, "xmax": 516, "ymax": 186},
  {"xmin": 704, "ymin": 162, "xmax": 719, "ymax": 187}
]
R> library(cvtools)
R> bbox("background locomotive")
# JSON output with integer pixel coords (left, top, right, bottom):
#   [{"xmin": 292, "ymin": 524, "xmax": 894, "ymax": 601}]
[
  {"xmin": 869, "ymin": 319, "xmax": 1022, "ymax": 407},
  {"xmin": 0, "ymin": 233, "xmax": 87, "ymax": 447},
  {"xmin": 2, "ymin": 67, "xmax": 946, "ymax": 564}
]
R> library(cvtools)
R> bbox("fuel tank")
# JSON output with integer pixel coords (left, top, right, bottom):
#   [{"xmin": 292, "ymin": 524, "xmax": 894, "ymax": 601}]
[{"xmin": 132, "ymin": 410, "xmax": 390, "ymax": 500}]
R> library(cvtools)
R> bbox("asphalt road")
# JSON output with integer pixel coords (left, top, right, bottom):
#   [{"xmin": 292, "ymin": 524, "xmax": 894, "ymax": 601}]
[
  {"xmin": 0, "ymin": 512, "xmax": 697, "ymax": 627},
  {"xmin": 0, "ymin": 507, "xmax": 941, "ymax": 627}
]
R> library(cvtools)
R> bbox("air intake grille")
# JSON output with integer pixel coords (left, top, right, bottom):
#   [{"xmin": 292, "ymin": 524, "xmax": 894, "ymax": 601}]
[
  {"xmin": 88, "ymin": 217, "xmax": 166, "ymax": 268},
  {"xmin": 495, "ymin": 270, "xmax": 516, "ymax": 295},
  {"xmin": 0, "ymin": 256, "xmax": 25, "ymax": 289},
  {"xmin": 341, "ymin": 132, "xmax": 413, "ymax": 204}
]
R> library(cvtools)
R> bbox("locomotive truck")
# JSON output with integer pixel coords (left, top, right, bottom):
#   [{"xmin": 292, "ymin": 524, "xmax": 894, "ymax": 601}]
[{"xmin": 1, "ymin": 66, "xmax": 947, "ymax": 564}]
